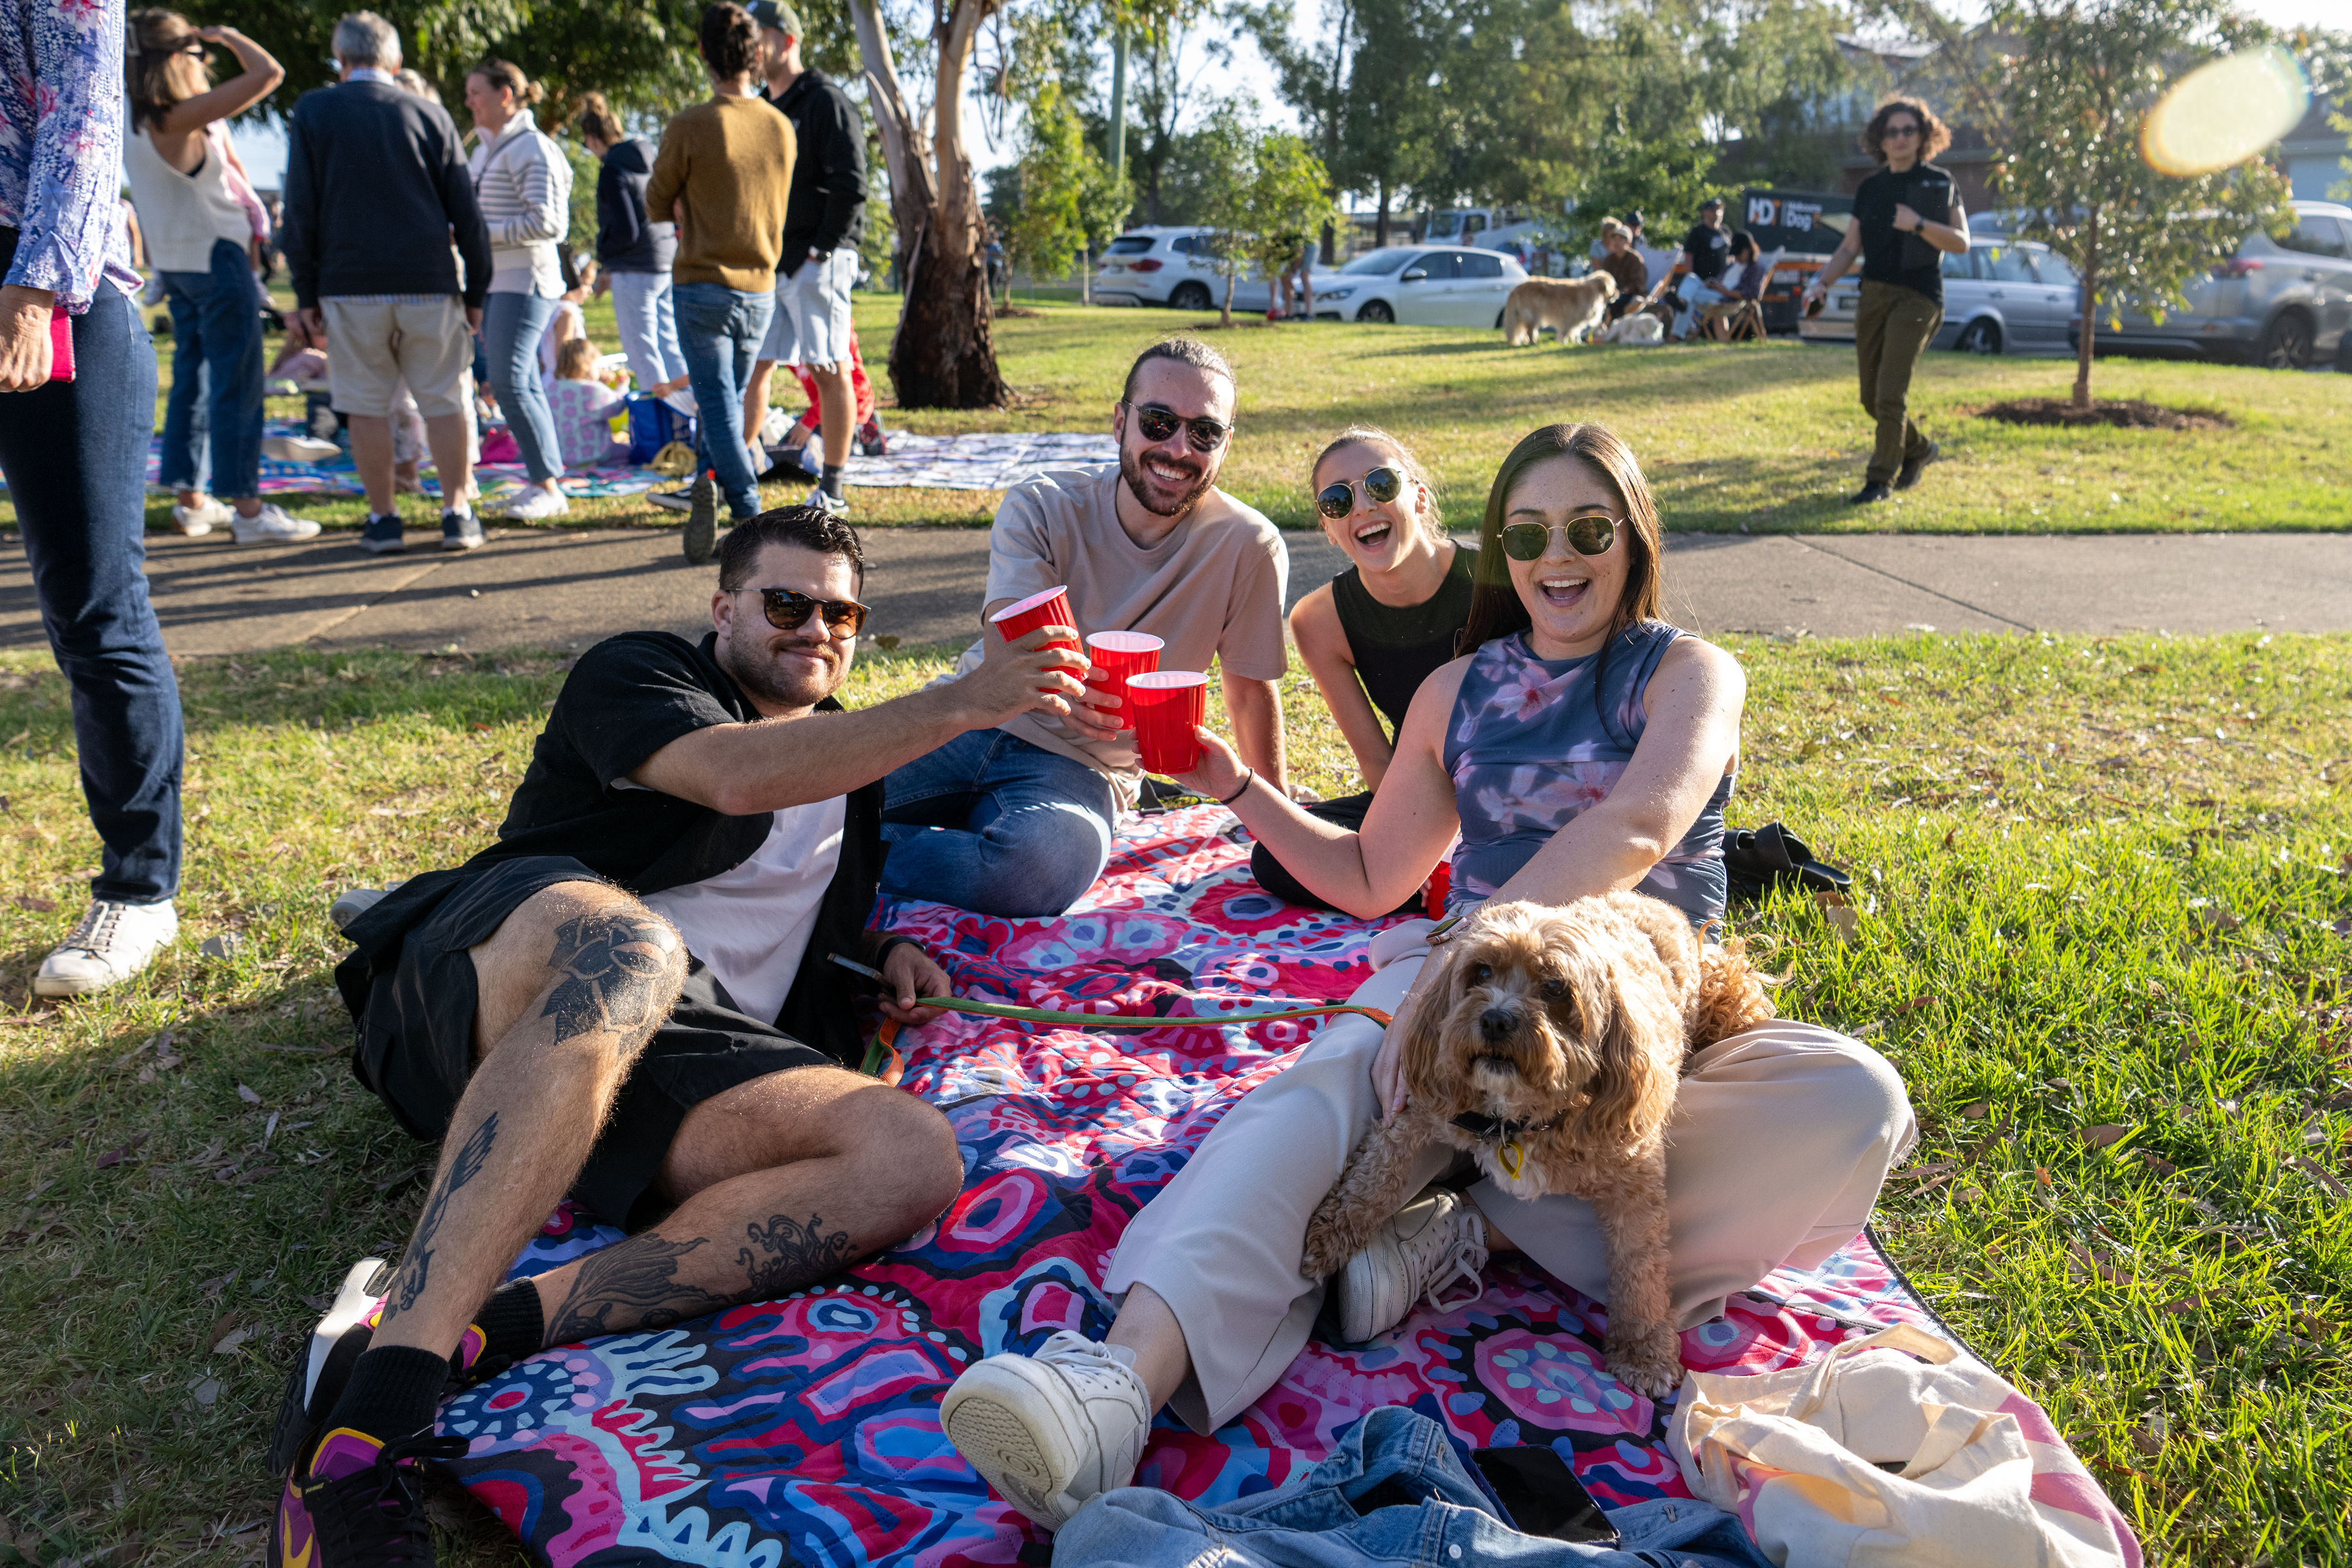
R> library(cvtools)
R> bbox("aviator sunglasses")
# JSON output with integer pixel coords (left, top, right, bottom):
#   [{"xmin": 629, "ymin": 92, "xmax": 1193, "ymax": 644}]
[
  {"xmin": 743, "ymin": 586, "xmax": 870, "ymax": 638},
  {"xmin": 1499, "ymin": 514, "xmax": 1618, "ymax": 561},
  {"xmin": 1122, "ymin": 400, "xmax": 1231, "ymax": 452},
  {"xmin": 1316, "ymin": 466, "xmax": 1403, "ymax": 520}
]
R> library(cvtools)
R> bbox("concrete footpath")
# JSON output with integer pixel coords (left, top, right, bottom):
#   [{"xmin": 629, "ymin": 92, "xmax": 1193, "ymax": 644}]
[{"xmin": 1, "ymin": 526, "xmax": 2347, "ymax": 657}]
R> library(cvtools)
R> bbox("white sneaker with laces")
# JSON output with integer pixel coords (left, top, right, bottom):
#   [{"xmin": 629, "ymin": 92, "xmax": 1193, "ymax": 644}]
[
  {"xmin": 939, "ymin": 1330, "xmax": 1152, "ymax": 1528},
  {"xmin": 34, "ymin": 898, "xmax": 179, "ymax": 997},
  {"xmin": 503, "ymin": 486, "xmax": 571, "ymax": 521},
  {"xmin": 1335, "ymin": 1188, "xmax": 1489, "ymax": 1343},
  {"xmin": 806, "ymin": 485, "xmax": 850, "ymax": 519},
  {"xmin": 229, "ymin": 503, "xmax": 324, "ymax": 544},
  {"xmin": 172, "ymin": 497, "xmax": 230, "ymax": 536}
]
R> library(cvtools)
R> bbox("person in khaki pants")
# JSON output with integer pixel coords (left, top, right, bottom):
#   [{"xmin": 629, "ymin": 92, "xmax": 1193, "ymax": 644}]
[{"xmin": 1805, "ymin": 96, "xmax": 1971, "ymax": 504}]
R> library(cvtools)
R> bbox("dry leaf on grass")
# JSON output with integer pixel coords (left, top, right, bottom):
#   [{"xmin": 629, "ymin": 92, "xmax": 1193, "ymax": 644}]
[
  {"xmin": 2080, "ymin": 1124, "xmax": 2131, "ymax": 1148},
  {"xmin": 235, "ymin": 1084, "xmax": 261, "ymax": 1105},
  {"xmin": 2284, "ymin": 1156, "xmax": 2349, "ymax": 1199},
  {"xmin": 210, "ymin": 1326, "xmax": 253, "ymax": 1354}
]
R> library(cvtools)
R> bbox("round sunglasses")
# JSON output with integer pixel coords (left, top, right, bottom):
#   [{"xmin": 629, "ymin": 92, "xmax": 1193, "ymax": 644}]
[
  {"xmin": 741, "ymin": 586, "xmax": 870, "ymax": 638},
  {"xmin": 1316, "ymin": 466, "xmax": 1402, "ymax": 520},
  {"xmin": 1499, "ymin": 515, "xmax": 1618, "ymax": 561}
]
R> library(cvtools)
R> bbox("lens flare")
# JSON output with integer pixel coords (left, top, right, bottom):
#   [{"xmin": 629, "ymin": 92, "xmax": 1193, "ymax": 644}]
[{"xmin": 2141, "ymin": 45, "xmax": 2309, "ymax": 178}]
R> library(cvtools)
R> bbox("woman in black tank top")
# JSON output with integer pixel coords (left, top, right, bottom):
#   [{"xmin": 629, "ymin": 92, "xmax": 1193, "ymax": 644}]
[{"xmin": 1254, "ymin": 427, "xmax": 1476, "ymax": 910}]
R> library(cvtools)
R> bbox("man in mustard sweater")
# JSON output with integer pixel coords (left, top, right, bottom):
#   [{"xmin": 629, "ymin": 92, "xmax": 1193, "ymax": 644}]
[{"xmin": 647, "ymin": 1, "xmax": 796, "ymax": 562}]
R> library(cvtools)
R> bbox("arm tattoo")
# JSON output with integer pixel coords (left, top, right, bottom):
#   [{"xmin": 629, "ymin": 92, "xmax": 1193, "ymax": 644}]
[
  {"xmin": 738, "ymin": 1211, "xmax": 855, "ymax": 1299},
  {"xmin": 544, "ymin": 1233, "xmax": 731, "ymax": 1345},
  {"xmin": 391, "ymin": 1111, "xmax": 500, "ymax": 1313},
  {"xmin": 542, "ymin": 911, "xmax": 674, "ymax": 1049}
]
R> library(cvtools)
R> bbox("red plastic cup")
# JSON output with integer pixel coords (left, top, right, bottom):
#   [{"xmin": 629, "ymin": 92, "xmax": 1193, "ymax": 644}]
[
  {"xmin": 1083, "ymin": 631, "xmax": 1164, "ymax": 730},
  {"xmin": 1127, "ymin": 670, "xmax": 1209, "ymax": 775},
  {"xmin": 991, "ymin": 587, "xmax": 1079, "ymax": 651},
  {"xmin": 1423, "ymin": 858, "xmax": 1452, "ymax": 920}
]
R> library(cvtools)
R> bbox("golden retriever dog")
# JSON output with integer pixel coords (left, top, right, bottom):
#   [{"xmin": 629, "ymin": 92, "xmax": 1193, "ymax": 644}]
[
  {"xmin": 1501, "ymin": 274, "xmax": 1618, "ymax": 346},
  {"xmin": 1301, "ymin": 894, "xmax": 1774, "ymax": 1394}
]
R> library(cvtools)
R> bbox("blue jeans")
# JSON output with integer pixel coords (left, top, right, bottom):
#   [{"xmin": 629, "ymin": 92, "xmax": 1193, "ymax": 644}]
[
  {"xmin": 879, "ymin": 728, "xmax": 1115, "ymax": 917},
  {"xmin": 606, "ymin": 269, "xmax": 687, "ymax": 390},
  {"xmin": 0, "ymin": 282, "xmax": 182, "ymax": 905},
  {"xmin": 1056, "ymin": 1407, "xmax": 1776, "ymax": 1568},
  {"xmin": 158, "ymin": 237, "xmax": 263, "ymax": 500},
  {"xmin": 669, "ymin": 280, "xmax": 774, "ymax": 519},
  {"xmin": 480, "ymin": 291, "xmax": 563, "ymax": 483}
]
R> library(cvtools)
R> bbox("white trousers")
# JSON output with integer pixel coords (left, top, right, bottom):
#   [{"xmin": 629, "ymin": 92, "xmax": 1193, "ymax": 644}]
[{"xmin": 1105, "ymin": 919, "xmax": 1918, "ymax": 1433}]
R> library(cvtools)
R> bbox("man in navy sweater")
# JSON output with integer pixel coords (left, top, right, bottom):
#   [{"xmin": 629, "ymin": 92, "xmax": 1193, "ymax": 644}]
[{"xmin": 282, "ymin": 10, "xmax": 493, "ymax": 555}]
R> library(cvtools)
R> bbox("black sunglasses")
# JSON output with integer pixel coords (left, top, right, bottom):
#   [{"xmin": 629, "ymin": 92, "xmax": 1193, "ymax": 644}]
[
  {"xmin": 1499, "ymin": 515, "xmax": 1618, "ymax": 561},
  {"xmin": 744, "ymin": 586, "xmax": 870, "ymax": 638},
  {"xmin": 1882, "ymin": 122, "xmax": 1922, "ymax": 138},
  {"xmin": 1123, "ymin": 400, "xmax": 1230, "ymax": 453},
  {"xmin": 1316, "ymin": 466, "xmax": 1402, "ymax": 520}
]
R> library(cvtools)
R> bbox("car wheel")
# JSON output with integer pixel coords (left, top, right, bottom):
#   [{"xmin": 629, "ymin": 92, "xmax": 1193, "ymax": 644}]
[
  {"xmin": 1169, "ymin": 281, "xmax": 1213, "ymax": 312},
  {"xmin": 2257, "ymin": 311, "xmax": 2313, "ymax": 370},
  {"xmin": 1956, "ymin": 318, "xmax": 2002, "ymax": 355},
  {"xmin": 1494, "ymin": 308, "xmax": 1507, "ymax": 330},
  {"xmin": 1358, "ymin": 300, "xmax": 1394, "ymax": 323}
]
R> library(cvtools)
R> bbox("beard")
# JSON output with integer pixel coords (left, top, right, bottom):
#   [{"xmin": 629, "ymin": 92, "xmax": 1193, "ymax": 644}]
[
  {"xmin": 716, "ymin": 623, "xmax": 843, "ymax": 711},
  {"xmin": 1119, "ymin": 442, "xmax": 1218, "ymax": 520}
]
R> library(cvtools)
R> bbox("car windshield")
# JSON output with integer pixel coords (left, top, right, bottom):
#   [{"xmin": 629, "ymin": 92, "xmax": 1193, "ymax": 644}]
[{"xmin": 1340, "ymin": 248, "xmax": 1415, "ymax": 275}]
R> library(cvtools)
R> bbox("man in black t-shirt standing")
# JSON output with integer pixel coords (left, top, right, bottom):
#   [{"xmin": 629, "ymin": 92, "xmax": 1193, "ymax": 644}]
[
  {"xmin": 267, "ymin": 507, "xmax": 1090, "ymax": 1564},
  {"xmin": 1805, "ymin": 96, "xmax": 1972, "ymax": 503},
  {"xmin": 742, "ymin": 0, "xmax": 868, "ymax": 519},
  {"xmin": 1669, "ymin": 196, "xmax": 1732, "ymax": 340}
]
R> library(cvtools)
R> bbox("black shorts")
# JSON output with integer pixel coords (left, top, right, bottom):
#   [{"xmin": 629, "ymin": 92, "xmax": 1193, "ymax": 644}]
[{"xmin": 348, "ymin": 855, "xmax": 835, "ymax": 1228}]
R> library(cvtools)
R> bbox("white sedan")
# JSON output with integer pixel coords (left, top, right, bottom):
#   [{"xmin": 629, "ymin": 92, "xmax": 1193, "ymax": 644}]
[{"xmin": 1313, "ymin": 245, "xmax": 1531, "ymax": 326}]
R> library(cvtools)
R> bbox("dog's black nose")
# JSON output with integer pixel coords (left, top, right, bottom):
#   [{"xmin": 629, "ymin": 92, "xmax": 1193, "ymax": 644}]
[{"xmin": 1478, "ymin": 1006, "xmax": 1517, "ymax": 1043}]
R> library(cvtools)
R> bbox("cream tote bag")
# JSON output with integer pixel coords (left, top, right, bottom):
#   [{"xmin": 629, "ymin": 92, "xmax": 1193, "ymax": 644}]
[{"xmin": 1667, "ymin": 1324, "xmax": 2136, "ymax": 1567}]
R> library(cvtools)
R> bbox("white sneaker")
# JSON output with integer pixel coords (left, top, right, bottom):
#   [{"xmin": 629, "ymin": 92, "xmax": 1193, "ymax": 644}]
[
  {"xmin": 939, "ymin": 1330, "xmax": 1152, "ymax": 1529},
  {"xmin": 1334, "ymin": 1188, "xmax": 1489, "ymax": 1343},
  {"xmin": 229, "ymin": 502, "xmax": 323, "ymax": 544},
  {"xmin": 502, "ymin": 486, "xmax": 570, "ymax": 521},
  {"xmin": 806, "ymin": 485, "xmax": 849, "ymax": 519},
  {"xmin": 34, "ymin": 898, "xmax": 179, "ymax": 998},
  {"xmin": 261, "ymin": 434, "xmax": 343, "ymax": 465},
  {"xmin": 172, "ymin": 497, "xmax": 230, "ymax": 536}
]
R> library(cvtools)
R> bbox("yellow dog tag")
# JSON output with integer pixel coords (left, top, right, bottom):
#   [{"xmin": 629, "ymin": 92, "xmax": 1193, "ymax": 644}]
[{"xmin": 1499, "ymin": 1139, "xmax": 1526, "ymax": 1180}]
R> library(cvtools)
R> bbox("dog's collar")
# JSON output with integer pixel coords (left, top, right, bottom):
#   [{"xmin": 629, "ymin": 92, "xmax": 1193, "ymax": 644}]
[{"xmin": 1450, "ymin": 1109, "xmax": 1569, "ymax": 1145}]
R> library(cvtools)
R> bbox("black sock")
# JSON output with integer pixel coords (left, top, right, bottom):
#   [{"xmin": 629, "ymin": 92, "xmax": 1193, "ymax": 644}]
[
  {"xmin": 468, "ymin": 1279, "xmax": 545, "ymax": 1375},
  {"xmin": 820, "ymin": 465, "xmax": 843, "ymax": 499},
  {"xmin": 315, "ymin": 1345, "xmax": 449, "ymax": 1461}
]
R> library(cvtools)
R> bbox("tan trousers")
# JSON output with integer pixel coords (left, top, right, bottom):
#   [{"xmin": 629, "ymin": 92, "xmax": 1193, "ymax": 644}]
[
  {"xmin": 1854, "ymin": 280, "xmax": 1943, "ymax": 485},
  {"xmin": 1105, "ymin": 920, "xmax": 1918, "ymax": 1433}
]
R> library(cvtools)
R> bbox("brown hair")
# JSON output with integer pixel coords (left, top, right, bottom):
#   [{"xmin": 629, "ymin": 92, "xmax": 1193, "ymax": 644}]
[
  {"xmin": 699, "ymin": 3, "xmax": 762, "ymax": 80},
  {"xmin": 125, "ymin": 9, "xmax": 199, "ymax": 132},
  {"xmin": 1121, "ymin": 336, "xmax": 1237, "ymax": 405},
  {"xmin": 1862, "ymin": 96, "xmax": 1952, "ymax": 163},
  {"xmin": 717, "ymin": 504, "xmax": 866, "ymax": 590},
  {"xmin": 469, "ymin": 56, "xmax": 542, "ymax": 106},
  {"xmin": 1457, "ymin": 423, "xmax": 1664, "ymax": 656},
  {"xmin": 556, "ymin": 336, "xmax": 602, "ymax": 380},
  {"xmin": 1313, "ymin": 425, "xmax": 1443, "ymax": 542},
  {"xmin": 575, "ymin": 90, "xmax": 625, "ymax": 145}
]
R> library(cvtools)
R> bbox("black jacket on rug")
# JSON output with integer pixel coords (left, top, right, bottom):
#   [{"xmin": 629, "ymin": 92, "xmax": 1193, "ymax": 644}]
[
  {"xmin": 764, "ymin": 69, "xmax": 868, "ymax": 274},
  {"xmin": 281, "ymin": 79, "xmax": 492, "ymax": 309}
]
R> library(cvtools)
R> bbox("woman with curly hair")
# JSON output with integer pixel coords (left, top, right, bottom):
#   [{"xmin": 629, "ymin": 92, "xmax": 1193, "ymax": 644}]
[{"xmin": 1803, "ymin": 96, "xmax": 1970, "ymax": 504}]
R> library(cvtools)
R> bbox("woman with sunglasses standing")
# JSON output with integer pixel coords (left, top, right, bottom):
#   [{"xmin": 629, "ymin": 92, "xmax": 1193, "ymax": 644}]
[
  {"xmin": 1254, "ymin": 427, "xmax": 1474, "ymax": 909},
  {"xmin": 938, "ymin": 422, "xmax": 1914, "ymax": 1529}
]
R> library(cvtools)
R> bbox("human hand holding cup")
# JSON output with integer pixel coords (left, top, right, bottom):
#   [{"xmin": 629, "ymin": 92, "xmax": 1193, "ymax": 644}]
[
  {"xmin": 1128, "ymin": 670, "xmax": 1213, "ymax": 777},
  {"xmin": 991, "ymin": 587, "xmax": 1079, "ymax": 698}
]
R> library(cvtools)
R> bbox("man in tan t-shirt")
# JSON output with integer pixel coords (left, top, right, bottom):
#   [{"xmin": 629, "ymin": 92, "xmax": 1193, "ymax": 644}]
[
  {"xmin": 879, "ymin": 338, "xmax": 1291, "ymax": 917},
  {"xmin": 644, "ymin": 0, "xmax": 796, "ymax": 558}
]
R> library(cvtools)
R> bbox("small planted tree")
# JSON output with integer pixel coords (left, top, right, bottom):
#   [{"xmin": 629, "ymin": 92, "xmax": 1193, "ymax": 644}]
[
  {"xmin": 1006, "ymin": 82, "xmax": 1132, "ymax": 304},
  {"xmin": 1194, "ymin": 104, "xmax": 1343, "ymax": 326},
  {"xmin": 1991, "ymin": 0, "xmax": 2291, "ymax": 407}
]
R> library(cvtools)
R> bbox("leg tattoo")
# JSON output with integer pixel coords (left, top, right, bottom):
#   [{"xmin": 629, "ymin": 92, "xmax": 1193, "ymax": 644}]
[
  {"xmin": 738, "ymin": 1212, "xmax": 855, "ymax": 1299},
  {"xmin": 542, "ymin": 911, "xmax": 676, "ymax": 1048},
  {"xmin": 391, "ymin": 1111, "xmax": 500, "ymax": 1313},
  {"xmin": 543, "ymin": 1234, "xmax": 731, "ymax": 1345}
]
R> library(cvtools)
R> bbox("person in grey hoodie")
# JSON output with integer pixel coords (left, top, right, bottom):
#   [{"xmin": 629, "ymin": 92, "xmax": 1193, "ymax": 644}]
[
  {"xmin": 464, "ymin": 56, "xmax": 573, "ymax": 521},
  {"xmin": 578, "ymin": 91, "xmax": 689, "ymax": 405}
]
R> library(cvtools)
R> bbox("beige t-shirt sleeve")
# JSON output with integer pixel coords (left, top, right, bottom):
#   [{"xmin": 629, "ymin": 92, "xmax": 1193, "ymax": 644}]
[{"xmin": 983, "ymin": 482, "xmax": 1064, "ymax": 611}]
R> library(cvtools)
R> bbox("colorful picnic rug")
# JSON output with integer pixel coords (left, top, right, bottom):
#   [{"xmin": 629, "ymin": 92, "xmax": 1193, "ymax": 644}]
[
  {"xmin": 434, "ymin": 804, "xmax": 2138, "ymax": 1567},
  {"xmin": 145, "ymin": 424, "xmax": 1117, "ymax": 501}
]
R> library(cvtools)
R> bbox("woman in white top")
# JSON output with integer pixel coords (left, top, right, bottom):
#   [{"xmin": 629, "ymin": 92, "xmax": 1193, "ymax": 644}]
[
  {"xmin": 465, "ymin": 57, "xmax": 574, "ymax": 521},
  {"xmin": 122, "ymin": 10, "xmax": 322, "ymax": 544}
]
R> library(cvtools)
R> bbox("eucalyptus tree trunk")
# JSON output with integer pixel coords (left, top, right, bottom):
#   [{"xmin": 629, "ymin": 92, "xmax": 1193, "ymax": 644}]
[{"xmin": 847, "ymin": 0, "xmax": 1009, "ymax": 408}]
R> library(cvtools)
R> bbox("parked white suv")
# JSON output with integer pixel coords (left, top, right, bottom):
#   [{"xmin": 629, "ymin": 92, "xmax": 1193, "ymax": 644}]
[{"xmin": 1093, "ymin": 226, "xmax": 1340, "ymax": 313}]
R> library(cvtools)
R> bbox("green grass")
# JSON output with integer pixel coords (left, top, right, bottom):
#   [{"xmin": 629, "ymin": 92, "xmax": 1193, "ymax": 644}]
[
  {"xmin": 7, "ymin": 294, "xmax": 2344, "ymax": 541},
  {"xmin": 0, "ymin": 631, "xmax": 2347, "ymax": 1563}
]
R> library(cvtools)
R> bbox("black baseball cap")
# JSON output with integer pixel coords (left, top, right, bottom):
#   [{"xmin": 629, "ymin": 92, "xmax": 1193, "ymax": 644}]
[
  {"xmin": 1699, "ymin": 195, "xmax": 1725, "ymax": 210},
  {"xmin": 745, "ymin": 0, "xmax": 803, "ymax": 33}
]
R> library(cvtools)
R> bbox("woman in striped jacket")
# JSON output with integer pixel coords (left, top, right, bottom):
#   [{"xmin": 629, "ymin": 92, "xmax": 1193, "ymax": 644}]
[{"xmin": 465, "ymin": 57, "xmax": 574, "ymax": 520}]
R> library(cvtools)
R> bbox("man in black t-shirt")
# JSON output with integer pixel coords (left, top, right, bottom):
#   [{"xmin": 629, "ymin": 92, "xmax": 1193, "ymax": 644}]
[
  {"xmin": 268, "ymin": 506, "xmax": 1089, "ymax": 1562},
  {"xmin": 1669, "ymin": 196, "xmax": 1732, "ymax": 340},
  {"xmin": 1805, "ymin": 96, "xmax": 1971, "ymax": 503}
]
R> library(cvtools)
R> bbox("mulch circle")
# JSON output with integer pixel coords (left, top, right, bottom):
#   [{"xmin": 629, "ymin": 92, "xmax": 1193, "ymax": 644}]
[{"xmin": 1974, "ymin": 397, "xmax": 2234, "ymax": 431}]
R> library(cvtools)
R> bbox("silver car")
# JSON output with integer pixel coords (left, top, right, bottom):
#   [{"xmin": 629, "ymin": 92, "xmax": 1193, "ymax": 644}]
[
  {"xmin": 2090, "ymin": 200, "xmax": 2352, "ymax": 370},
  {"xmin": 1798, "ymin": 237, "xmax": 2081, "ymax": 355},
  {"xmin": 1311, "ymin": 245, "xmax": 1532, "ymax": 327}
]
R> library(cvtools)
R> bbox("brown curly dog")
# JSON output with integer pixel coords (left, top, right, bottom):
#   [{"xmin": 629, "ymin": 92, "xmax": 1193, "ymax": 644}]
[{"xmin": 1300, "ymin": 893, "xmax": 1774, "ymax": 1395}]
